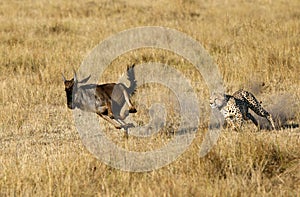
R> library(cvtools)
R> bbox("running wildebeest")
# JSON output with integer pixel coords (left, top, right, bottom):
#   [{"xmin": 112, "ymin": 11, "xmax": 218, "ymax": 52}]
[{"xmin": 62, "ymin": 64, "xmax": 137, "ymax": 129}]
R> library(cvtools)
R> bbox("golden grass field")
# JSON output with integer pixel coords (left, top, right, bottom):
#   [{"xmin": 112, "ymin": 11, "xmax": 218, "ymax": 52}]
[{"xmin": 1, "ymin": 0, "xmax": 300, "ymax": 196}]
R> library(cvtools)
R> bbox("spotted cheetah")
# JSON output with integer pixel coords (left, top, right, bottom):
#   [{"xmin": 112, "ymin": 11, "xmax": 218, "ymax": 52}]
[{"xmin": 210, "ymin": 89, "xmax": 275, "ymax": 130}]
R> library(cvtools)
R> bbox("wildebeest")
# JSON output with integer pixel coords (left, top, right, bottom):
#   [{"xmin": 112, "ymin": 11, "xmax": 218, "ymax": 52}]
[{"xmin": 62, "ymin": 64, "xmax": 137, "ymax": 129}]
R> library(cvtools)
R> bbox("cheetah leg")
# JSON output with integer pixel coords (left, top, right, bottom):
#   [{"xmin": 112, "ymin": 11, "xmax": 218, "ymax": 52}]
[
  {"xmin": 266, "ymin": 114, "xmax": 276, "ymax": 130},
  {"xmin": 224, "ymin": 117, "xmax": 234, "ymax": 129},
  {"xmin": 242, "ymin": 91, "xmax": 276, "ymax": 130},
  {"xmin": 252, "ymin": 108, "xmax": 275, "ymax": 130},
  {"xmin": 235, "ymin": 114, "xmax": 243, "ymax": 130},
  {"xmin": 226, "ymin": 116, "xmax": 242, "ymax": 131},
  {"xmin": 246, "ymin": 113, "xmax": 259, "ymax": 127}
]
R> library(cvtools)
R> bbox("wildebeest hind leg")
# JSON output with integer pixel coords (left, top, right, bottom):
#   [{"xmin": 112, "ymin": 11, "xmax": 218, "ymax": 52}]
[{"xmin": 122, "ymin": 89, "xmax": 137, "ymax": 113}]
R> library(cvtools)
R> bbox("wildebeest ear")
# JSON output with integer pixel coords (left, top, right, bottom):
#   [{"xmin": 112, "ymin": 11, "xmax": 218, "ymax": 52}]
[
  {"xmin": 79, "ymin": 75, "xmax": 91, "ymax": 83},
  {"xmin": 62, "ymin": 73, "xmax": 66, "ymax": 82}
]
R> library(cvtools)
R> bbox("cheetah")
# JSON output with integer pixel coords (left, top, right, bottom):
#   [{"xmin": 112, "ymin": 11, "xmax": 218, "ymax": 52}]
[{"xmin": 210, "ymin": 89, "xmax": 275, "ymax": 130}]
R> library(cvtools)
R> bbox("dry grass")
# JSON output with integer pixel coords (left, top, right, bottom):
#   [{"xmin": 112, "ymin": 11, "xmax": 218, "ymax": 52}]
[{"xmin": 0, "ymin": 0, "xmax": 300, "ymax": 196}]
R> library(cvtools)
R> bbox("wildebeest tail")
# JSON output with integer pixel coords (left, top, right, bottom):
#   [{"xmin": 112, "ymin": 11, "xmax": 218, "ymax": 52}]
[{"xmin": 126, "ymin": 64, "xmax": 137, "ymax": 95}]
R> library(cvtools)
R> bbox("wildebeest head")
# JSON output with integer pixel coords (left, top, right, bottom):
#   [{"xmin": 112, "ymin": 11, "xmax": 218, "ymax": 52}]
[{"xmin": 62, "ymin": 71, "xmax": 90, "ymax": 109}]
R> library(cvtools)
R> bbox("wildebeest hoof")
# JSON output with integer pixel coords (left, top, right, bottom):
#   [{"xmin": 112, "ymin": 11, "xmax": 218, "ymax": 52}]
[
  {"xmin": 129, "ymin": 107, "xmax": 137, "ymax": 113},
  {"xmin": 115, "ymin": 125, "xmax": 122, "ymax": 129},
  {"xmin": 124, "ymin": 123, "xmax": 135, "ymax": 129},
  {"xmin": 129, "ymin": 123, "xmax": 135, "ymax": 127},
  {"xmin": 108, "ymin": 113, "xmax": 114, "ymax": 119}
]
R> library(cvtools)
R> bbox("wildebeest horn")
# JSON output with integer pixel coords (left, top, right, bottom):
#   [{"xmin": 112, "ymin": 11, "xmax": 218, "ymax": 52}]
[
  {"xmin": 73, "ymin": 69, "xmax": 78, "ymax": 82},
  {"xmin": 62, "ymin": 73, "xmax": 66, "ymax": 82},
  {"xmin": 79, "ymin": 75, "xmax": 91, "ymax": 83}
]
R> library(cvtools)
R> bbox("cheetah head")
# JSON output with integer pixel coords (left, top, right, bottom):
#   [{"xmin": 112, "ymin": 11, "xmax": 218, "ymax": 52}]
[{"xmin": 209, "ymin": 92, "xmax": 226, "ymax": 109}]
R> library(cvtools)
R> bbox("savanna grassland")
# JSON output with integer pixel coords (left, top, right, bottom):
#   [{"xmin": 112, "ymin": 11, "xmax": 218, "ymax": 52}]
[{"xmin": 0, "ymin": 0, "xmax": 300, "ymax": 196}]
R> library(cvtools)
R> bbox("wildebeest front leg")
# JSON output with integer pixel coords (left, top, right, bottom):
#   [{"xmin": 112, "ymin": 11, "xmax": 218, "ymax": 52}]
[
  {"xmin": 106, "ymin": 100, "xmax": 114, "ymax": 119},
  {"xmin": 98, "ymin": 114, "xmax": 123, "ymax": 129}
]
